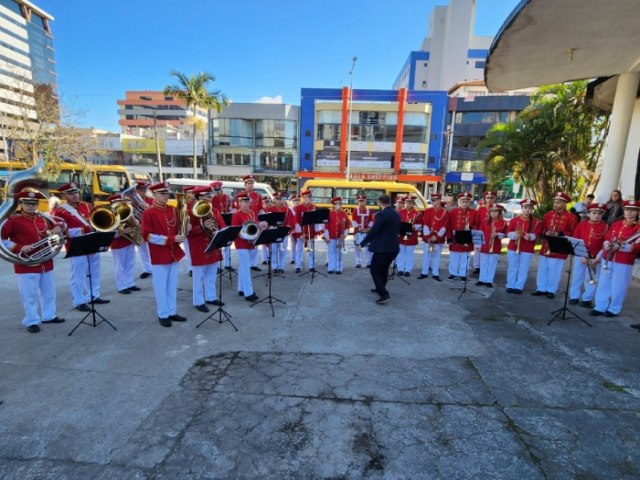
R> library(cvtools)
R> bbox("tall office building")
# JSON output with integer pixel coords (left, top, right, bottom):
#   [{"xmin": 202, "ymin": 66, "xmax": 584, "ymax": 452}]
[
  {"xmin": 0, "ymin": 0, "xmax": 56, "ymax": 158},
  {"xmin": 394, "ymin": 0, "xmax": 491, "ymax": 91}
]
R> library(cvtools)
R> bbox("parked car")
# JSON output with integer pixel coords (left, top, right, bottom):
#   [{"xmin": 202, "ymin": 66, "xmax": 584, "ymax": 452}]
[{"xmin": 498, "ymin": 198, "xmax": 523, "ymax": 219}]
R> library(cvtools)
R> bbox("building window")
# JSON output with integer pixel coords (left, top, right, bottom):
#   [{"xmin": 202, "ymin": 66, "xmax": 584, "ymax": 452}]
[
  {"xmin": 454, "ymin": 111, "xmax": 510, "ymax": 124},
  {"xmin": 474, "ymin": 61, "xmax": 486, "ymax": 69}
]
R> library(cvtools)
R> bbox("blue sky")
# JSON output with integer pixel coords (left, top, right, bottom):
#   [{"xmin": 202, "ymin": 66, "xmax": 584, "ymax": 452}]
[{"xmin": 36, "ymin": 0, "xmax": 521, "ymax": 131}]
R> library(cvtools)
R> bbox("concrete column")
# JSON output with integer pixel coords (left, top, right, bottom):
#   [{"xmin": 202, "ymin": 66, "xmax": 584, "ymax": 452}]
[{"xmin": 597, "ymin": 72, "xmax": 640, "ymax": 201}]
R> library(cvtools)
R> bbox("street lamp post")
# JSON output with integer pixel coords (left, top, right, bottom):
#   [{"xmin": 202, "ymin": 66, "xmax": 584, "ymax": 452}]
[
  {"xmin": 346, "ymin": 56, "xmax": 357, "ymax": 181},
  {"xmin": 140, "ymin": 96, "xmax": 163, "ymax": 182}
]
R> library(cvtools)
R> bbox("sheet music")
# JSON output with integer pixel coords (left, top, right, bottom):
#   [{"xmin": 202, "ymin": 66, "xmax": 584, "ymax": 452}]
[{"xmin": 566, "ymin": 236, "xmax": 589, "ymax": 258}]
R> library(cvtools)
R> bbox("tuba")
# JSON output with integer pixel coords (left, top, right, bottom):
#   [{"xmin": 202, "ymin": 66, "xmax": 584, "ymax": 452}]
[
  {"xmin": 239, "ymin": 220, "xmax": 260, "ymax": 241},
  {"xmin": 192, "ymin": 199, "xmax": 218, "ymax": 238},
  {"xmin": 0, "ymin": 160, "xmax": 67, "ymax": 266},
  {"xmin": 89, "ymin": 205, "xmax": 120, "ymax": 232},
  {"xmin": 112, "ymin": 199, "xmax": 144, "ymax": 245}
]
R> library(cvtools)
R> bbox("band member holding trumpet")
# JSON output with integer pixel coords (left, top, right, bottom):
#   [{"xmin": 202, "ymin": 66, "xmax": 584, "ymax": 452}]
[
  {"xmin": 473, "ymin": 191, "xmax": 497, "ymax": 274},
  {"xmin": 568, "ymin": 202, "xmax": 608, "ymax": 308},
  {"xmin": 232, "ymin": 192, "xmax": 261, "ymax": 301},
  {"xmin": 476, "ymin": 204, "xmax": 507, "ymax": 288},
  {"xmin": 447, "ymin": 192, "xmax": 479, "ymax": 280},
  {"xmin": 531, "ymin": 192, "xmax": 577, "ymax": 299},
  {"xmin": 293, "ymin": 189, "xmax": 317, "ymax": 273},
  {"xmin": 188, "ymin": 186, "xmax": 226, "ymax": 313},
  {"xmin": 591, "ymin": 200, "xmax": 640, "ymax": 317},
  {"xmin": 107, "ymin": 194, "xmax": 142, "ymax": 295},
  {"xmin": 265, "ymin": 192, "xmax": 296, "ymax": 273},
  {"xmin": 211, "ymin": 181, "xmax": 234, "ymax": 272},
  {"xmin": 1, "ymin": 190, "xmax": 66, "ymax": 333},
  {"xmin": 54, "ymin": 182, "xmax": 110, "ymax": 311},
  {"xmin": 141, "ymin": 181, "xmax": 189, "ymax": 327},
  {"xmin": 419, "ymin": 193, "xmax": 448, "ymax": 281},
  {"xmin": 352, "ymin": 195, "xmax": 374, "ymax": 268},
  {"xmin": 324, "ymin": 196, "xmax": 349, "ymax": 274},
  {"xmin": 234, "ymin": 174, "xmax": 264, "ymax": 271},
  {"xmin": 397, "ymin": 195, "xmax": 421, "ymax": 276},
  {"xmin": 505, "ymin": 199, "xmax": 541, "ymax": 294}
]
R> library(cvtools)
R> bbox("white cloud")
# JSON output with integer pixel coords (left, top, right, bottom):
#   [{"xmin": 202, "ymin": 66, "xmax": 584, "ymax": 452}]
[{"xmin": 255, "ymin": 95, "xmax": 283, "ymax": 104}]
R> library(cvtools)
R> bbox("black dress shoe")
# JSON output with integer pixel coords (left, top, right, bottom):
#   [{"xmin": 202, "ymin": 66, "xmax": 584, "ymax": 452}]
[
  {"xmin": 356, "ymin": 264, "xmax": 361, "ymax": 268},
  {"xmin": 506, "ymin": 288, "xmax": 514, "ymax": 293},
  {"xmin": 580, "ymin": 301, "xmax": 593, "ymax": 309},
  {"xmin": 75, "ymin": 303, "xmax": 91, "ymax": 312},
  {"xmin": 170, "ymin": 314, "xmax": 186, "ymax": 322},
  {"xmin": 336, "ymin": 271, "xmax": 342, "ymax": 275},
  {"xmin": 448, "ymin": 275, "xmax": 456, "ymax": 280},
  {"xmin": 474, "ymin": 268, "xmax": 480, "ymax": 275},
  {"xmin": 158, "ymin": 317, "xmax": 171, "ymax": 327},
  {"xmin": 432, "ymin": 276, "xmax": 442, "ymax": 282},
  {"xmin": 604, "ymin": 311, "xmax": 618, "ymax": 318},
  {"xmin": 262, "ymin": 261, "xmax": 268, "ymax": 265},
  {"xmin": 310, "ymin": 268, "xmax": 316, "ymax": 272},
  {"xmin": 376, "ymin": 295, "xmax": 390, "ymax": 305},
  {"xmin": 195, "ymin": 304, "xmax": 209, "ymax": 313},
  {"xmin": 327, "ymin": 271, "xmax": 334, "ymax": 274},
  {"xmin": 42, "ymin": 317, "xmax": 65, "ymax": 324},
  {"xmin": 251, "ymin": 266, "xmax": 262, "ymax": 272},
  {"xmin": 546, "ymin": 293, "xmax": 555, "ymax": 299},
  {"xmin": 238, "ymin": 291, "xmax": 244, "ymax": 296},
  {"xmin": 295, "ymin": 268, "xmax": 301, "ymax": 273},
  {"xmin": 630, "ymin": 323, "xmax": 640, "ymax": 330},
  {"xmin": 589, "ymin": 309, "xmax": 604, "ymax": 316},
  {"xmin": 486, "ymin": 283, "xmax": 494, "ymax": 288},
  {"xmin": 206, "ymin": 299, "xmax": 225, "ymax": 306},
  {"xmin": 245, "ymin": 294, "xmax": 259, "ymax": 301},
  {"xmin": 140, "ymin": 272, "xmax": 151, "ymax": 279},
  {"xmin": 290, "ymin": 260, "xmax": 295, "ymax": 264},
  {"xmin": 92, "ymin": 297, "xmax": 110, "ymax": 304},
  {"xmin": 404, "ymin": 272, "xmax": 411, "ymax": 277},
  {"xmin": 128, "ymin": 285, "xmax": 141, "ymax": 291},
  {"xmin": 475, "ymin": 281, "xmax": 484, "ymax": 286},
  {"xmin": 370, "ymin": 288, "xmax": 379, "ymax": 293},
  {"xmin": 531, "ymin": 291, "xmax": 546, "ymax": 296},
  {"xmin": 188, "ymin": 271, "xmax": 192, "ymax": 277},
  {"xmin": 460, "ymin": 276, "xmax": 467, "ymax": 281},
  {"xmin": 569, "ymin": 299, "xmax": 579, "ymax": 305},
  {"xmin": 418, "ymin": 273, "xmax": 429, "ymax": 279},
  {"xmin": 27, "ymin": 325, "xmax": 40, "ymax": 333},
  {"xmin": 119, "ymin": 289, "xmax": 131, "ymax": 294},
  {"xmin": 366, "ymin": 264, "xmax": 371, "ymax": 268},
  {"xmin": 513, "ymin": 289, "xmax": 522, "ymax": 295}
]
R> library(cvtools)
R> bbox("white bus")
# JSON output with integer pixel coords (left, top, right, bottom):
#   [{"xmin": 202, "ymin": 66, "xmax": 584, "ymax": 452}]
[{"xmin": 165, "ymin": 178, "xmax": 275, "ymax": 201}]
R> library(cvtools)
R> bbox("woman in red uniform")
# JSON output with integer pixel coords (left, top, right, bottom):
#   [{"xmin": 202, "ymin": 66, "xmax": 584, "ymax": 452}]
[{"xmin": 476, "ymin": 205, "xmax": 508, "ymax": 288}]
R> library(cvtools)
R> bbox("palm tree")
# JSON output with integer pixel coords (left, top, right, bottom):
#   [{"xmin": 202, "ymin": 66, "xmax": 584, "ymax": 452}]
[{"xmin": 164, "ymin": 71, "xmax": 228, "ymax": 178}]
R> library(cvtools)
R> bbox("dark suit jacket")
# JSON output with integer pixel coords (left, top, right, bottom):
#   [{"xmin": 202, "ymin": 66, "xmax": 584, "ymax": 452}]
[{"xmin": 360, "ymin": 205, "xmax": 400, "ymax": 254}]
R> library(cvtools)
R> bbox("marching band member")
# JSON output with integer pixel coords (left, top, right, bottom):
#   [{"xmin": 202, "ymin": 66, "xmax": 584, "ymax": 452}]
[
  {"xmin": 141, "ymin": 181, "xmax": 189, "ymax": 327},
  {"xmin": 418, "ymin": 193, "xmax": 448, "ymax": 281},
  {"xmin": 505, "ymin": 199, "xmax": 541, "ymax": 294},
  {"xmin": 134, "ymin": 181, "xmax": 153, "ymax": 279},
  {"xmin": 531, "ymin": 192, "xmax": 577, "ymax": 299},
  {"xmin": 232, "ymin": 193, "xmax": 260, "ymax": 301},
  {"xmin": 568, "ymin": 202, "xmax": 608, "ymax": 308},
  {"xmin": 591, "ymin": 200, "xmax": 640, "ymax": 317},
  {"xmin": 289, "ymin": 195, "xmax": 300, "ymax": 265},
  {"xmin": 476, "ymin": 204, "xmax": 508, "ymax": 288},
  {"xmin": 54, "ymin": 182, "xmax": 110, "ymax": 311},
  {"xmin": 108, "ymin": 194, "xmax": 141, "ymax": 295},
  {"xmin": 1, "ymin": 190, "xmax": 66, "ymax": 333},
  {"xmin": 474, "ymin": 191, "xmax": 497, "ymax": 274},
  {"xmin": 397, "ymin": 195, "xmax": 421, "ymax": 277},
  {"xmin": 446, "ymin": 192, "xmax": 478, "ymax": 280},
  {"xmin": 188, "ymin": 186, "xmax": 226, "ymax": 313},
  {"xmin": 293, "ymin": 190, "xmax": 317, "ymax": 273},
  {"xmin": 180, "ymin": 186, "xmax": 196, "ymax": 277},
  {"xmin": 352, "ymin": 194, "xmax": 374, "ymax": 268},
  {"xmin": 210, "ymin": 181, "xmax": 235, "ymax": 272},
  {"xmin": 265, "ymin": 192, "xmax": 296, "ymax": 273},
  {"xmin": 234, "ymin": 174, "xmax": 264, "ymax": 271},
  {"xmin": 324, "ymin": 197, "xmax": 349, "ymax": 274},
  {"xmin": 260, "ymin": 195, "xmax": 272, "ymax": 265}
]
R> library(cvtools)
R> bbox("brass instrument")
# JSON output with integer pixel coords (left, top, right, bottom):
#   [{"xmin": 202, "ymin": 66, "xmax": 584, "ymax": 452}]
[
  {"xmin": 586, "ymin": 259, "xmax": 597, "ymax": 285},
  {"xmin": 192, "ymin": 199, "xmax": 218, "ymax": 238},
  {"xmin": 515, "ymin": 224, "xmax": 523, "ymax": 254},
  {"xmin": 175, "ymin": 192, "xmax": 189, "ymax": 237},
  {"xmin": 121, "ymin": 185, "xmax": 146, "ymax": 221},
  {"xmin": 239, "ymin": 220, "xmax": 260, "ymax": 241},
  {"xmin": 112, "ymin": 200, "xmax": 144, "ymax": 245},
  {"xmin": 0, "ymin": 160, "xmax": 67, "ymax": 266},
  {"xmin": 603, "ymin": 230, "xmax": 640, "ymax": 269},
  {"xmin": 489, "ymin": 224, "xmax": 496, "ymax": 252},
  {"xmin": 89, "ymin": 205, "xmax": 121, "ymax": 232}
]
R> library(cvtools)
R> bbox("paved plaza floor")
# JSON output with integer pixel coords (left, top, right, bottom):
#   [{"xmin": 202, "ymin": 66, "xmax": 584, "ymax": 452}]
[{"xmin": 0, "ymin": 242, "xmax": 639, "ymax": 479}]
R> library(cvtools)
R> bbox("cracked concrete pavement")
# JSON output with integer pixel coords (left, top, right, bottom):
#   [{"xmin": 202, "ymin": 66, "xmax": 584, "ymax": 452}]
[{"xmin": 0, "ymin": 242, "xmax": 639, "ymax": 479}]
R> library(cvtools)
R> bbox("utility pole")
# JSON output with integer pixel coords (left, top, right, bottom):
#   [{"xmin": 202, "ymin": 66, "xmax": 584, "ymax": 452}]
[
  {"xmin": 140, "ymin": 96, "xmax": 163, "ymax": 181},
  {"xmin": 346, "ymin": 56, "xmax": 357, "ymax": 181}
]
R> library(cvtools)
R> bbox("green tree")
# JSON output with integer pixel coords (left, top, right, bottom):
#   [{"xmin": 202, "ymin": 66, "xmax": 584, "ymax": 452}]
[
  {"xmin": 480, "ymin": 81, "xmax": 609, "ymax": 211},
  {"xmin": 164, "ymin": 71, "xmax": 228, "ymax": 178}
]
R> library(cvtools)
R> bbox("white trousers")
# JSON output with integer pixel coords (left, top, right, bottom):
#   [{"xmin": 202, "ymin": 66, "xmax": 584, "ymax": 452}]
[
  {"xmin": 183, "ymin": 240, "xmax": 192, "ymax": 272},
  {"xmin": 17, "ymin": 271, "xmax": 56, "ymax": 327},
  {"xmin": 70, "ymin": 253, "xmax": 101, "ymax": 306},
  {"xmin": 250, "ymin": 248, "xmax": 258, "ymax": 268},
  {"xmin": 594, "ymin": 262, "xmax": 633, "ymax": 314},
  {"xmin": 223, "ymin": 246, "xmax": 232, "ymax": 268},
  {"xmin": 506, "ymin": 251, "xmax": 533, "ymax": 290},
  {"xmin": 569, "ymin": 257, "xmax": 599, "ymax": 301},
  {"xmin": 151, "ymin": 262, "xmax": 178, "ymax": 319},
  {"xmin": 295, "ymin": 238, "xmax": 315, "ymax": 269},
  {"xmin": 112, "ymin": 245, "xmax": 136, "ymax": 291},
  {"xmin": 237, "ymin": 249, "xmax": 254, "ymax": 296},
  {"xmin": 192, "ymin": 261, "xmax": 219, "ymax": 306},
  {"xmin": 473, "ymin": 246, "xmax": 481, "ymax": 268},
  {"xmin": 327, "ymin": 239, "xmax": 345, "ymax": 272},
  {"xmin": 271, "ymin": 237, "xmax": 288, "ymax": 270},
  {"xmin": 137, "ymin": 242, "xmax": 152, "ymax": 273},
  {"xmin": 396, "ymin": 245, "xmax": 416, "ymax": 273},
  {"xmin": 448, "ymin": 251, "xmax": 470, "ymax": 277},
  {"xmin": 289, "ymin": 235, "xmax": 296, "ymax": 262},
  {"xmin": 261, "ymin": 244, "xmax": 269, "ymax": 262},
  {"xmin": 421, "ymin": 243, "xmax": 443, "ymax": 275},
  {"xmin": 354, "ymin": 244, "xmax": 372, "ymax": 266},
  {"xmin": 536, "ymin": 256, "xmax": 565, "ymax": 294},
  {"xmin": 478, "ymin": 253, "xmax": 499, "ymax": 284}
]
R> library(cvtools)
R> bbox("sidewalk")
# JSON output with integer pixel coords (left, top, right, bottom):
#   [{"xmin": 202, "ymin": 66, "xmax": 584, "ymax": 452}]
[{"xmin": 0, "ymin": 242, "xmax": 638, "ymax": 479}]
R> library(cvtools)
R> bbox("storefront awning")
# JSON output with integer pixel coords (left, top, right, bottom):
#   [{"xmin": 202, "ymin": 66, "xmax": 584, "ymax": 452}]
[{"xmin": 445, "ymin": 172, "xmax": 487, "ymax": 184}]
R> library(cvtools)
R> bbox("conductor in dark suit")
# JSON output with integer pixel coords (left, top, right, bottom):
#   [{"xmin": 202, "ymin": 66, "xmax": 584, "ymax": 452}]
[{"xmin": 360, "ymin": 195, "xmax": 401, "ymax": 304}]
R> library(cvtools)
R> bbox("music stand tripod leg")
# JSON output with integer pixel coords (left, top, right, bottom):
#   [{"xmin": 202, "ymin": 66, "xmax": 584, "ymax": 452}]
[
  {"xmin": 196, "ymin": 264, "xmax": 238, "ymax": 331},
  {"xmin": 251, "ymin": 245, "xmax": 286, "ymax": 317},
  {"xmin": 547, "ymin": 259, "xmax": 592, "ymax": 327}
]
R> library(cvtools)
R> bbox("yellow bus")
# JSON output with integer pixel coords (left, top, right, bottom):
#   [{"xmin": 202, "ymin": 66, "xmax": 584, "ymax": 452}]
[{"xmin": 301, "ymin": 179, "xmax": 429, "ymax": 212}]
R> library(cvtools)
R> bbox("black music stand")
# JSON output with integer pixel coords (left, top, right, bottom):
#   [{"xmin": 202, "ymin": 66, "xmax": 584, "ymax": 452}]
[
  {"xmin": 299, "ymin": 208, "xmax": 329, "ymax": 283},
  {"xmin": 250, "ymin": 226, "xmax": 290, "ymax": 317},
  {"xmin": 390, "ymin": 221, "xmax": 414, "ymax": 284},
  {"xmin": 220, "ymin": 212, "xmax": 237, "ymax": 284},
  {"xmin": 255, "ymin": 212, "xmax": 286, "ymax": 281},
  {"xmin": 450, "ymin": 230, "xmax": 484, "ymax": 300},
  {"xmin": 196, "ymin": 226, "xmax": 242, "ymax": 331},
  {"xmin": 67, "ymin": 232, "xmax": 117, "ymax": 336},
  {"xmin": 547, "ymin": 236, "xmax": 592, "ymax": 327}
]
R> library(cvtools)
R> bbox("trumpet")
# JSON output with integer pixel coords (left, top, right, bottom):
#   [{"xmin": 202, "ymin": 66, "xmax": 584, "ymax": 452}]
[
  {"xmin": 586, "ymin": 259, "xmax": 597, "ymax": 285},
  {"xmin": 489, "ymin": 225, "xmax": 496, "ymax": 252},
  {"xmin": 192, "ymin": 199, "xmax": 218, "ymax": 238}
]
